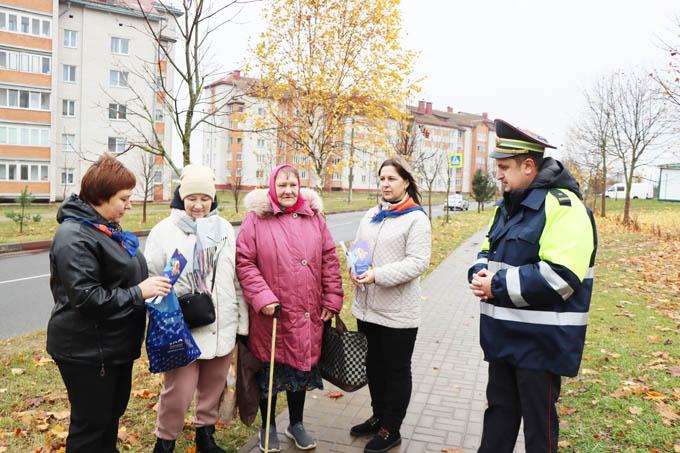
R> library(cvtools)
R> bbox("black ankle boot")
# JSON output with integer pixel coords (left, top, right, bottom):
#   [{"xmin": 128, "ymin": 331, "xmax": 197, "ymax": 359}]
[
  {"xmin": 364, "ymin": 427, "xmax": 401, "ymax": 453},
  {"xmin": 195, "ymin": 425, "xmax": 226, "ymax": 453},
  {"xmin": 152, "ymin": 437, "xmax": 175, "ymax": 453}
]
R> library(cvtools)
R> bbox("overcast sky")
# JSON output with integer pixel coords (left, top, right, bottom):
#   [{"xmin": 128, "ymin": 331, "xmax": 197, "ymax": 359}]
[{"xmin": 185, "ymin": 0, "xmax": 680, "ymax": 165}]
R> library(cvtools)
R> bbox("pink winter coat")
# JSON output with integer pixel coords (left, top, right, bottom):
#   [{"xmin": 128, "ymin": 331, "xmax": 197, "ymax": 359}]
[{"xmin": 236, "ymin": 188, "xmax": 343, "ymax": 371}]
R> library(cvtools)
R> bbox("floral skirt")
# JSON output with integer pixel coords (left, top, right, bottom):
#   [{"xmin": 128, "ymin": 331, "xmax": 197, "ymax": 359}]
[{"xmin": 256, "ymin": 363, "xmax": 323, "ymax": 399}]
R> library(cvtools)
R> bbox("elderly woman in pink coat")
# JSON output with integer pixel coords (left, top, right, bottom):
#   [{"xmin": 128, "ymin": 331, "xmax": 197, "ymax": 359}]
[{"xmin": 236, "ymin": 164, "xmax": 343, "ymax": 452}]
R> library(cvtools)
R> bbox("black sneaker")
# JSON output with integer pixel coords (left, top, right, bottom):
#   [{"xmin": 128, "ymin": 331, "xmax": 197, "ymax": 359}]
[
  {"xmin": 364, "ymin": 428, "xmax": 401, "ymax": 453},
  {"xmin": 350, "ymin": 416, "xmax": 381, "ymax": 437}
]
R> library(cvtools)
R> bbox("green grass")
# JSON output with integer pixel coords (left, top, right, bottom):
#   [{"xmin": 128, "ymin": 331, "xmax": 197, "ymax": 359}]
[{"xmin": 558, "ymin": 218, "xmax": 680, "ymax": 451}]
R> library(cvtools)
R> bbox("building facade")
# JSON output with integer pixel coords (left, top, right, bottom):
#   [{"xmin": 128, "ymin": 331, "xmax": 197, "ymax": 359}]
[
  {"xmin": 0, "ymin": 0, "xmax": 55, "ymax": 200},
  {"xmin": 202, "ymin": 71, "xmax": 498, "ymax": 195},
  {"xmin": 0, "ymin": 0, "xmax": 177, "ymax": 202}
]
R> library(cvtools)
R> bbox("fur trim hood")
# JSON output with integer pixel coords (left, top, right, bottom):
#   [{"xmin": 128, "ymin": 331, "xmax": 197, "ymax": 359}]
[{"xmin": 244, "ymin": 188, "xmax": 324, "ymax": 217}]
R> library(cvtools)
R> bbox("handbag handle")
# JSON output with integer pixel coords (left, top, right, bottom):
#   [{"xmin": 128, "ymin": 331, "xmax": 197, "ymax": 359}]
[{"xmin": 333, "ymin": 314, "xmax": 347, "ymax": 334}]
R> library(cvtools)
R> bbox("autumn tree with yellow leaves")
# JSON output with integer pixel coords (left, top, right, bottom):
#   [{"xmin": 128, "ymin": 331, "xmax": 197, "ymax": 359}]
[{"xmin": 250, "ymin": 0, "xmax": 418, "ymax": 190}]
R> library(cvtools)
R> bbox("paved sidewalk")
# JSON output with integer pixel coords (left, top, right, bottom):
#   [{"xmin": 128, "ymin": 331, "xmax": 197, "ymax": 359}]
[{"xmin": 239, "ymin": 231, "xmax": 525, "ymax": 453}]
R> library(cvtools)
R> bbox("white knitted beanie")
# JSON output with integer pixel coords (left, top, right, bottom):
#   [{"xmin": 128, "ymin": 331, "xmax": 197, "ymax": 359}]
[{"xmin": 178, "ymin": 164, "xmax": 216, "ymax": 200}]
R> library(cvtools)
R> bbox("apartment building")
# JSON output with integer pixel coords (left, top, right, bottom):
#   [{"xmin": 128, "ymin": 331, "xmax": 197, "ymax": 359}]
[
  {"xmin": 52, "ymin": 0, "xmax": 178, "ymax": 202},
  {"xmin": 202, "ymin": 71, "xmax": 497, "ymax": 194},
  {"xmin": 400, "ymin": 101, "xmax": 495, "ymax": 193},
  {"xmin": 203, "ymin": 70, "xmax": 322, "ymax": 190},
  {"xmin": 0, "ymin": 0, "xmax": 55, "ymax": 200},
  {"xmin": 0, "ymin": 0, "xmax": 177, "ymax": 202}
]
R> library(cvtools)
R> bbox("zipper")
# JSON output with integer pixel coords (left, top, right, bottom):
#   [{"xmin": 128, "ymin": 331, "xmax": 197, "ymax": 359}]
[
  {"xmin": 363, "ymin": 218, "xmax": 386, "ymax": 319},
  {"xmin": 94, "ymin": 322, "xmax": 105, "ymax": 376}
]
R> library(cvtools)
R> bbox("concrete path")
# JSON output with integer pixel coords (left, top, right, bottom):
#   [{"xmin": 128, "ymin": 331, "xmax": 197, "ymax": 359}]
[{"xmin": 239, "ymin": 231, "xmax": 525, "ymax": 453}]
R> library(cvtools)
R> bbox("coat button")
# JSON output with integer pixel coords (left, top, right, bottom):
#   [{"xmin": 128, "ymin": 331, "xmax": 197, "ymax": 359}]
[
  {"xmin": 292, "ymin": 213, "xmax": 298, "ymax": 218},
  {"xmin": 301, "ymin": 259, "xmax": 308, "ymax": 266},
  {"xmin": 304, "ymin": 312, "xmax": 310, "ymax": 318}
]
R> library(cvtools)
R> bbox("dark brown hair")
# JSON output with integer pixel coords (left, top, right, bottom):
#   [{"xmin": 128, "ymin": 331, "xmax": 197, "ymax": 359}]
[
  {"xmin": 378, "ymin": 157, "xmax": 422, "ymax": 205},
  {"xmin": 80, "ymin": 153, "xmax": 136, "ymax": 206},
  {"xmin": 512, "ymin": 153, "xmax": 544, "ymax": 169}
]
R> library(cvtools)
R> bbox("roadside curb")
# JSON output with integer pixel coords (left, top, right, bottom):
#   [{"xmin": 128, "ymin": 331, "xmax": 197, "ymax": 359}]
[{"xmin": 0, "ymin": 207, "xmax": 370, "ymax": 256}]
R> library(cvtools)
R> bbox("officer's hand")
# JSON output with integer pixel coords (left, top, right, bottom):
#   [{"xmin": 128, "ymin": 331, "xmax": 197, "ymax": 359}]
[{"xmin": 470, "ymin": 270, "xmax": 495, "ymax": 299}]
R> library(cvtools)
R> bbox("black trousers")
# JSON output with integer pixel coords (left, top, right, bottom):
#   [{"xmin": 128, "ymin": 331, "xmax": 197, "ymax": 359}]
[
  {"xmin": 358, "ymin": 319, "xmax": 418, "ymax": 433},
  {"xmin": 56, "ymin": 361, "xmax": 134, "ymax": 453},
  {"xmin": 260, "ymin": 390, "xmax": 306, "ymax": 427},
  {"xmin": 478, "ymin": 362, "xmax": 561, "ymax": 453}
]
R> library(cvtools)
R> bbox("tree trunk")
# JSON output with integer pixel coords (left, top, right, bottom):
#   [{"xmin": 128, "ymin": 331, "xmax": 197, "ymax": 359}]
[
  {"xmin": 623, "ymin": 172, "xmax": 633, "ymax": 224},
  {"xmin": 142, "ymin": 196, "xmax": 148, "ymax": 223},
  {"xmin": 600, "ymin": 154, "xmax": 607, "ymax": 217},
  {"xmin": 427, "ymin": 190, "xmax": 432, "ymax": 220},
  {"xmin": 347, "ymin": 118, "xmax": 355, "ymax": 204}
]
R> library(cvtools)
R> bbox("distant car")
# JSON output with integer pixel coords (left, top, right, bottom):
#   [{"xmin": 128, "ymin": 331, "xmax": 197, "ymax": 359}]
[{"xmin": 444, "ymin": 194, "xmax": 469, "ymax": 211}]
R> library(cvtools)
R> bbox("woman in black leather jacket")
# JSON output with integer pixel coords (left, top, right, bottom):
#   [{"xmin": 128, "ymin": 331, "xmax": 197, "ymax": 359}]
[{"xmin": 46, "ymin": 154, "xmax": 171, "ymax": 453}]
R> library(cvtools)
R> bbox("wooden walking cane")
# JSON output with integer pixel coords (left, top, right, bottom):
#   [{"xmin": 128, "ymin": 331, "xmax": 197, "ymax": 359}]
[{"xmin": 264, "ymin": 305, "xmax": 281, "ymax": 453}]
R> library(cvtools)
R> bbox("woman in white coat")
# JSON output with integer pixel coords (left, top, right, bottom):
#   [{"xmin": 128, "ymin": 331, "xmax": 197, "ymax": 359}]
[
  {"xmin": 145, "ymin": 165, "xmax": 248, "ymax": 453},
  {"xmin": 349, "ymin": 156, "xmax": 431, "ymax": 453}
]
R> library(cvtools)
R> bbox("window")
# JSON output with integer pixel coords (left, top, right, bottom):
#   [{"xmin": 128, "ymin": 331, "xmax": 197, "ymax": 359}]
[
  {"xmin": 41, "ymin": 20, "xmax": 49, "ymax": 37},
  {"xmin": 30, "ymin": 164, "xmax": 38, "ymax": 181},
  {"xmin": 108, "ymin": 137, "xmax": 126, "ymax": 153},
  {"xmin": 0, "ymin": 13, "xmax": 5, "ymax": 30},
  {"xmin": 62, "ymin": 134, "xmax": 75, "ymax": 153},
  {"xmin": 109, "ymin": 70, "xmax": 129, "ymax": 87},
  {"xmin": 40, "ymin": 165, "xmax": 48, "ymax": 181},
  {"xmin": 20, "ymin": 53, "xmax": 29, "ymax": 72},
  {"xmin": 62, "ymin": 99, "xmax": 75, "ymax": 117},
  {"xmin": 0, "ymin": 163, "xmax": 5, "ymax": 180},
  {"xmin": 257, "ymin": 139, "xmax": 265, "ymax": 148},
  {"xmin": 228, "ymin": 137, "xmax": 233, "ymax": 145},
  {"xmin": 111, "ymin": 37, "xmax": 129, "ymax": 55},
  {"xmin": 300, "ymin": 170, "xmax": 307, "ymax": 179},
  {"xmin": 63, "ymin": 64, "xmax": 76, "ymax": 82},
  {"xmin": 31, "ymin": 18, "xmax": 39, "ymax": 35},
  {"xmin": 108, "ymin": 103, "xmax": 126, "ymax": 120},
  {"xmin": 8, "ymin": 14, "xmax": 16, "ymax": 32},
  {"xmin": 20, "ymin": 164, "xmax": 28, "ymax": 180},
  {"xmin": 154, "ymin": 108, "xmax": 164, "ymax": 121},
  {"xmin": 41, "ymin": 56, "xmax": 50, "ymax": 74},
  {"xmin": 20, "ymin": 16, "xmax": 29, "ymax": 33},
  {"xmin": 63, "ymin": 29, "xmax": 77, "ymax": 48},
  {"xmin": 258, "ymin": 107, "xmax": 264, "ymax": 116},
  {"xmin": 236, "ymin": 137, "xmax": 242, "ymax": 144},
  {"xmin": 225, "ymin": 167, "xmax": 231, "ymax": 177},
  {"xmin": 61, "ymin": 168, "xmax": 74, "ymax": 185},
  {"xmin": 153, "ymin": 170, "xmax": 162, "ymax": 184},
  {"xmin": 237, "ymin": 168, "xmax": 242, "ymax": 177},
  {"xmin": 236, "ymin": 153, "xmax": 242, "ymax": 161},
  {"xmin": 256, "ymin": 170, "xmax": 264, "ymax": 178},
  {"xmin": 8, "ymin": 163, "xmax": 16, "ymax": 180}
]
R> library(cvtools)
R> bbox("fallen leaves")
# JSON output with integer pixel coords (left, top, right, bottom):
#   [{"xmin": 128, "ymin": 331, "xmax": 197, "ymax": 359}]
[
  {"xmin": 653, "ymin": 402, "xmax": 680, "ymax": 426},
  {"xmin": 628, "ymin": 406, "xmax": 643, "ymax": 416},
  {"xmin": 10, "ymin": 368, "xmax": 24, "ymax": 376},
  {"xmin": 131, "ymin": 389, "xmax": 157, "ymax": 399}
]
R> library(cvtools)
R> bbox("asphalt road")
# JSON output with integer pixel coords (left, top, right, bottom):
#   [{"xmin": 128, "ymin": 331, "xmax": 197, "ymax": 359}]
[{"xmin": 0, "ymin": 205, "xmax": 448, "ymax": 340}]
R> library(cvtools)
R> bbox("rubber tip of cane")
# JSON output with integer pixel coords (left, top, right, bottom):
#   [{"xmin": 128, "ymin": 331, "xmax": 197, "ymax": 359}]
[{"xmin": 273, "ymin": 304, "xmax": 281, "ymax": 319}]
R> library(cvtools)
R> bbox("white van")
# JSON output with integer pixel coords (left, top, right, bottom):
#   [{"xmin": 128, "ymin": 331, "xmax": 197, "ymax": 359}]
[{"xmin": 605, "ymin": 182, "xmax": 653, "ymax": 200}]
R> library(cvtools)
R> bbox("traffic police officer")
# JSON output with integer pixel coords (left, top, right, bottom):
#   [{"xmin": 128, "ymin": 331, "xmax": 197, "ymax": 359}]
[{"xmin": 468, "ymin": 119, "xmax": 597, "ymax": 452}]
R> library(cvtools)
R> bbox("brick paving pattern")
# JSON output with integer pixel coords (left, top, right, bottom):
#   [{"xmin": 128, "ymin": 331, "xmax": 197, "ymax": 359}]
[{"xmin": 239, "ymin": 231, "xmax": 525, "ymax": 452}]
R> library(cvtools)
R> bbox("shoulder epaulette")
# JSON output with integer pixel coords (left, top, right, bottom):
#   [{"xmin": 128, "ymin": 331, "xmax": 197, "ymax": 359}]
[{"xmin": 549, "ymin": 188, "xmax": 571, "ymax": 207}]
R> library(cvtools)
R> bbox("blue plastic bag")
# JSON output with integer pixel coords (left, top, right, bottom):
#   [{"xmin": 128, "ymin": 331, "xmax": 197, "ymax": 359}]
[{"xmin": 146, "ymin": 289, "xmax": 201, "ymax": 373}]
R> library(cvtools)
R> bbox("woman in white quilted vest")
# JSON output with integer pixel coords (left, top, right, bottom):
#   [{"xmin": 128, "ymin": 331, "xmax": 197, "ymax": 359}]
[
  {"xmin": 144, "ymin": 165, "xmax": 248, "ymax": 453},
  {"xmin": 349, "ymin": 156, "xmax": 432, "ymax": 453}
]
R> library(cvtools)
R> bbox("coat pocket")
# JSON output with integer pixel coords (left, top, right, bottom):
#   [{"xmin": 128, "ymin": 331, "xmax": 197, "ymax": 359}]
[{"xmin": 369, "ymin": 285, "xmax": 403, "ymax": 313}]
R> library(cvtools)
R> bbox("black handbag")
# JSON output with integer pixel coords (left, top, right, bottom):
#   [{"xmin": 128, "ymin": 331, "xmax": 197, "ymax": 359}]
[
  {"xmin": 319, "ymin": 314, "xmax": 368, "ymax": 392},
  {"xmin": 178, "ymin": 250, "xmax": 219, "ymax": 329}
]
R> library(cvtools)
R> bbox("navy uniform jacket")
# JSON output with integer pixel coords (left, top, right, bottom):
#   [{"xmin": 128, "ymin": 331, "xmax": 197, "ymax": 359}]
[{"xmin": 468, "ymin": 159, "xmax": 597, "ymax": 377}]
